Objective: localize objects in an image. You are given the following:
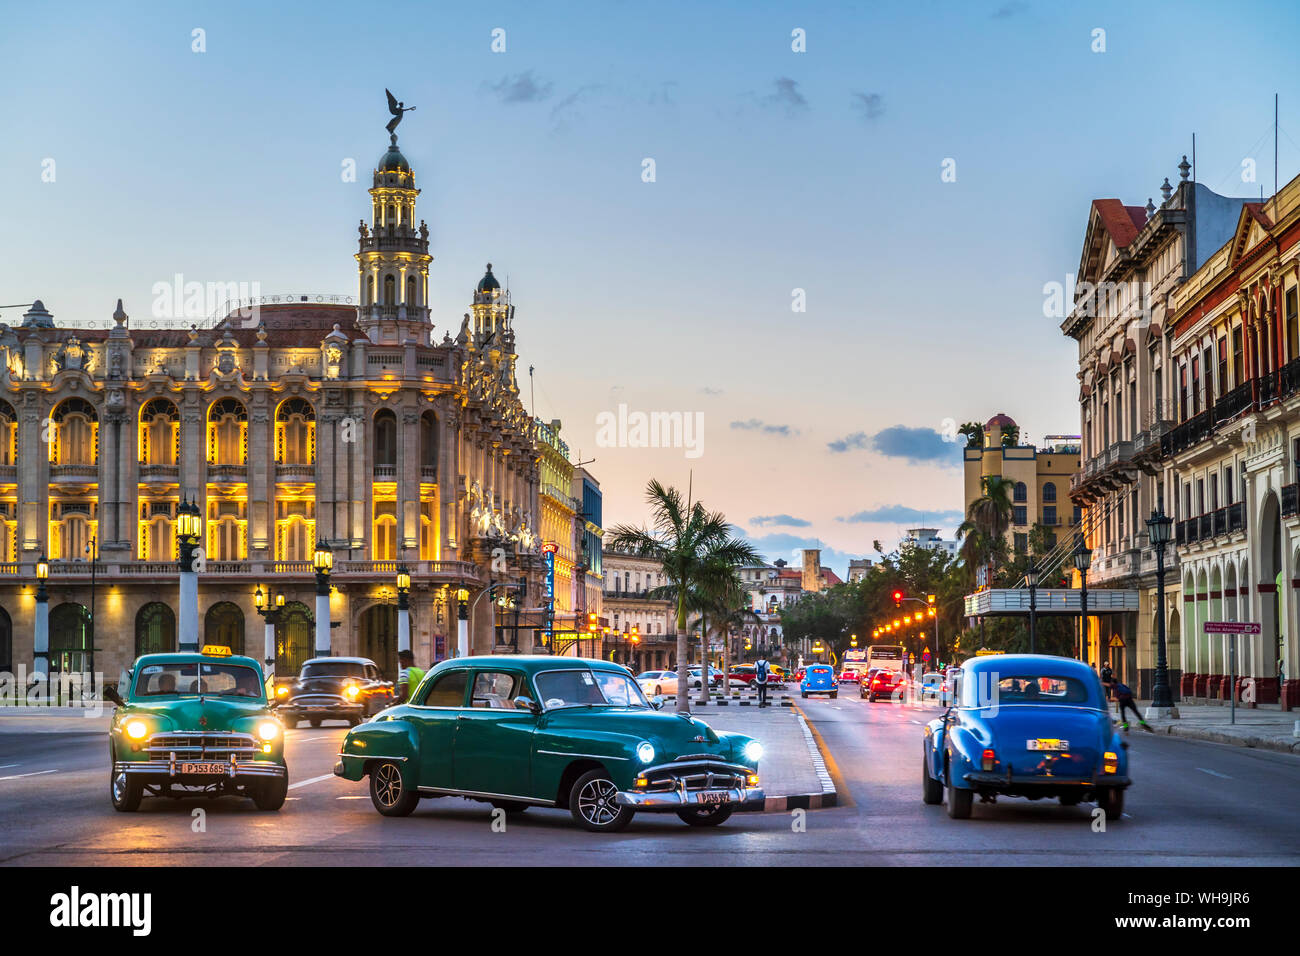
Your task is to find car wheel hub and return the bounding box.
[578,779,619,825]
[112,772,127,802]
[375,765,402,807]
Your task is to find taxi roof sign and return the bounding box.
[201,644,232,657]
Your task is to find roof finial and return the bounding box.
[1178,155,1191,182]
[1160,177,1173,203]
[1145,197,1156,219]
[113,298,128,326]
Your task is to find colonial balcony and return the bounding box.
[420,466,437,483]
[275,463,316,481]
[1175,502,1246,550]
[1283,483,1299,518]
[207,464,248,482]
[49,463,99,483]
[1159,357,1300,463]
[373,464,396,480]
[19,558,483,586]
[138,464,180,482]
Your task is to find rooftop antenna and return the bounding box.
[1192,132,1196,183]
[528,364,535,418]
[1274,93,1279,217]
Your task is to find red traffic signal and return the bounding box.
[892,589,904,608]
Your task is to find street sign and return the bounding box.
[1203,622,1261,634]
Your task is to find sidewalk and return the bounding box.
[1124,699,1300,755]
[698,702,837,809]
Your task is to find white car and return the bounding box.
[635,670,682,697]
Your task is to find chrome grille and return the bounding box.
[289,694,346,705]
[145,732,259,760]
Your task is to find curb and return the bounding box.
[740,710,839,812]
[1157,723,1300,755]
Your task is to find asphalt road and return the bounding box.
[2,689,1298,866]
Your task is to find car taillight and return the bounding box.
[1103,751,1118,774]
[981,749,996,771]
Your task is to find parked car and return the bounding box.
[277,657,394,727]
[800,663,837,698]
[104,645,288,812]
[922,654,1130,820]
[335,656,766,831]
[864,669,905,702]
[635,670,681,697]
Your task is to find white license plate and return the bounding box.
[180,762,227,774]
[697,791,729,805]
[1026,738,1069,751]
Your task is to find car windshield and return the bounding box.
[988,675,1092,705]
[301,662,365,679]
[134,662,264,699]
[535,669,651,710]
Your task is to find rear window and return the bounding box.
[809,666,832,674]
[965,675,1092,706]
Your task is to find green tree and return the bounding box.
[607,480,759,714]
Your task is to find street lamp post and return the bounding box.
[456,587,470,658]
[1073,536,1092,664]
[313,541,333,657]
[254,586,285,680]
[1146,510,1178,718]
[176,496,202,652]
[1025,563,1040,655]
[396,565,412,655]
[86,535,97,682]
[33,555,50,686]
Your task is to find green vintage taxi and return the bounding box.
[104,645,288,812]
[334,656,765,832]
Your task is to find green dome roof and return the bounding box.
[477,264,500,293]
[377,134,410,173]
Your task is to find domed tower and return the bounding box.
[467,264,514,346]
[355,134,433,344]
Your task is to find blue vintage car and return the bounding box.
[922,654,1130,820]
[800,663,837,699]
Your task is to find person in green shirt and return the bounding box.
[397,650,424,704]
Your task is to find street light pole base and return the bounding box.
[1145,705,1178,720]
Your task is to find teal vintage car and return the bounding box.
[104,645,288,812]
[334,656,766,832]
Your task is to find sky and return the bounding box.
[4,0,1300,576]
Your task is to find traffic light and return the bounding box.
[892,589,904,608]
[926,593,936,606]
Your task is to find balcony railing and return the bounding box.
[7,558,485,582]
[1198,513,1213,540]
[420,466,437,482]
[276,463,316,479]
[1214,381,1253,423]
[373,464,396,479]
[1227,501,1246,533]
[50,463,98,479]
[1212,507,1226,537]
[207,464,247,481]
[139,464,179,481]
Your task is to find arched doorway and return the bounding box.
[1259,490,1283,703]
[204,602,245,655]
[50,603,89,673]
[275,601,313,676]
[359,603,398,680]
[0,606,11,674]
[135,603,176,657]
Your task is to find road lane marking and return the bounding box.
[0,764,18,770]
[1197,768,1232,779]
[288,773,337,790]
[336,795,368,799]
[910,720,922,724]
[0,769,57,781]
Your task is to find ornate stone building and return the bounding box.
[0,129,578,682]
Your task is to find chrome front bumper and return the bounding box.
[616,786,765,810]
[113,759,287,780]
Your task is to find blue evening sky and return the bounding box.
[3,0,1299,573]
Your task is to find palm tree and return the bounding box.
[957,475,1014,586]
[607,480,760,714]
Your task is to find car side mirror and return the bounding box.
[651,695,664,710]
[103,686,125,707]
[515,696,542,716]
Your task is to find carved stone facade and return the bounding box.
[0,134,578,681]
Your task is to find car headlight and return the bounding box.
[636,742,655,764]
[743,740,764,762]
[344,684,360,699]
[125,720,148,740]
[275,685,290,697]
[257,720,280,741]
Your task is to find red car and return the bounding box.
[838,667,860,684]
[862,669,906,702]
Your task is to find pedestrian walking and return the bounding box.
[396,649,425,705]
[1100,659,1113,699]
[754,656,770,706]
[1105,678,1151,733]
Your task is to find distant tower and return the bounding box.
[356,133,433,344]
[802,549,822,592]
[468,263,514,345]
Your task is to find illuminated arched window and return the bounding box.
[208,398,247,465]
[0,399,15,466]
[373,409,397,472]
[139,398,179,465]
[51,398,98,465]
[140,505,176,561]
[276,398,316,464]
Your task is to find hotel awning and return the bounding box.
[964,588,1140,618]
